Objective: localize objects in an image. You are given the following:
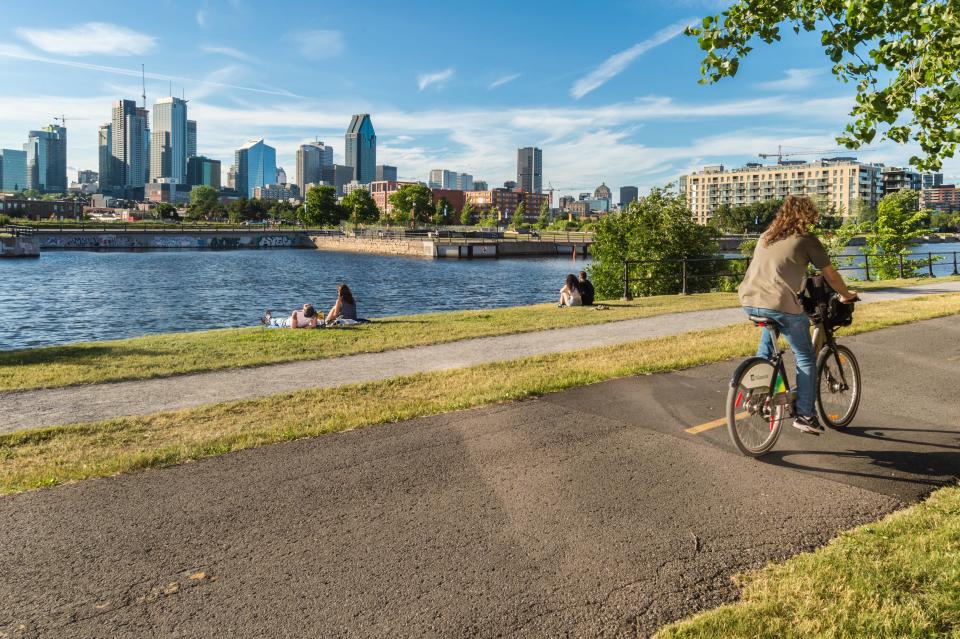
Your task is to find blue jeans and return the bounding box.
[742,307,816,418]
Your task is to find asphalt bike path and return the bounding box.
[1,317,957,638]
[3,281,960,433]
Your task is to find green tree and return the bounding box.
[341,188,380,225]
[432,197,452,226]
[864,189,929,278]
[269,201,298,223]
[711,200,781,234]
[154,202,178,220]
[489,206,501,225]
[388,183,433,226]
[187,185,220,220]
[688,1,960,170]
[537,199,550,229]
[511,201,526,229]
[930,211,960,232]
[589,189,719,298]
[301,185,343,227]
[478,211,497,228]
[459,201,473,226]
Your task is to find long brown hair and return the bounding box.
[763,195,820,245]
[338,284,355,305]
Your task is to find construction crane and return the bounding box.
[53,115,89,127]
[759,145,874,164]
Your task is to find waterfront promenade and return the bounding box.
[3,280,959,433]
[2,316,957,637]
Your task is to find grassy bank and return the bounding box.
[0,293,740,392]
[656,485,960,638]
[3,276,958,393]
[2,292,959,495]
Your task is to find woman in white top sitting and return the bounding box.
[559,274,582,307]
[262,303,318,328]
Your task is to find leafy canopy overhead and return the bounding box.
[687,0,960,170]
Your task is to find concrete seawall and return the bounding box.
[309,235,434,257]
[0,235,40,258]
[34,230,314,251]
[310,235,591,258]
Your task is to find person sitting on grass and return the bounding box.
[558,273,582,307]
[578,271,595,306]
[325,284,358,324]
[262,303,318,329]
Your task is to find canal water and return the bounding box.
[0,250,592,350]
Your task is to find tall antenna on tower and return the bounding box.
[141,64,147,108]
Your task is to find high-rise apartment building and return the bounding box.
[187,156,221,190]
[921,184,960,213]
[679,158,885,224]
[110,100,150,192]
[276,167,287,184]
[98,123,112,190]
[0,149,28,193]
[24,125,67,193]
[620,186,639,206]
[375,164,397,182]
[473,180,488,191]
[428,169,473,191]
[517,147,542,194]
[881,167,922,195]
[187,120,197,159]
[151,97,189,184]
[234,139,277,198]
[345,114,376,184]
[296,141,334,191]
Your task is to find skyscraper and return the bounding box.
[98,123,113,189]
[24,125,67,193]
[345,114,376,184]
[111,99,150,192]
[296,141,334,190]
[187,120,197,159]
[151,97,189,184]
[619,186,639,207]
[517,147,542,193]
[0,149,28,193]
[375,164,397,182]
[234,139,277,198]
[187,156,221,189]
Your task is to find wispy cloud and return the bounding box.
[196,10,207,27]
[0,44,299,98]
[16,22,156,57]
[488,73,521,90]
[570,17,697,99]
[201,45,254,62]
[756,68,822,91]
[418,68,455,91]
[290,30,344,59]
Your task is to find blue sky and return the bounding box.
[0,0,948,199]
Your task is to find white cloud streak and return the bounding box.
[196,10,207,27]
[201,45,254,62]
[16,22,157,57]
[570,17,697,99]
[418,68,455,91]
[290,30,345,59]
[0,44,300,98]
[756,68,822,91]
[488,73,521,90]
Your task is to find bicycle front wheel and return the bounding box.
[727,357,785,457]
[816,344,861,429]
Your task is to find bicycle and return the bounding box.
[725,297,861,457]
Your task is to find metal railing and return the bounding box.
[621,251,960,299]
[1,225,35,237]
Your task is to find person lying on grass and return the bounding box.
[261,303,318,329]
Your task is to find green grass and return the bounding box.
[3,277,958,393]
[2,292,959,497]
[656,486,960,638]
[0,293,739,392]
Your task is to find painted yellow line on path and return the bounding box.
[685,412,748,435]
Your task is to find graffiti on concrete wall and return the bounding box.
[40,233,303,250]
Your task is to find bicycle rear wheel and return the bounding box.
[727,357,785,457]
[816,344,861,429]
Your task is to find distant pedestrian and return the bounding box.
[326,284,358,324]
[262,303,318,329]
[578,271,595,306]
[558,274,582,307]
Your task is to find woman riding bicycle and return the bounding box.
[738,195,857,435]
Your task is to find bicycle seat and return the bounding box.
[749,315,779,327]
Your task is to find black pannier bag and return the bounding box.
[797,273,855,329]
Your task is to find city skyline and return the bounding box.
[3,1,960,201]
